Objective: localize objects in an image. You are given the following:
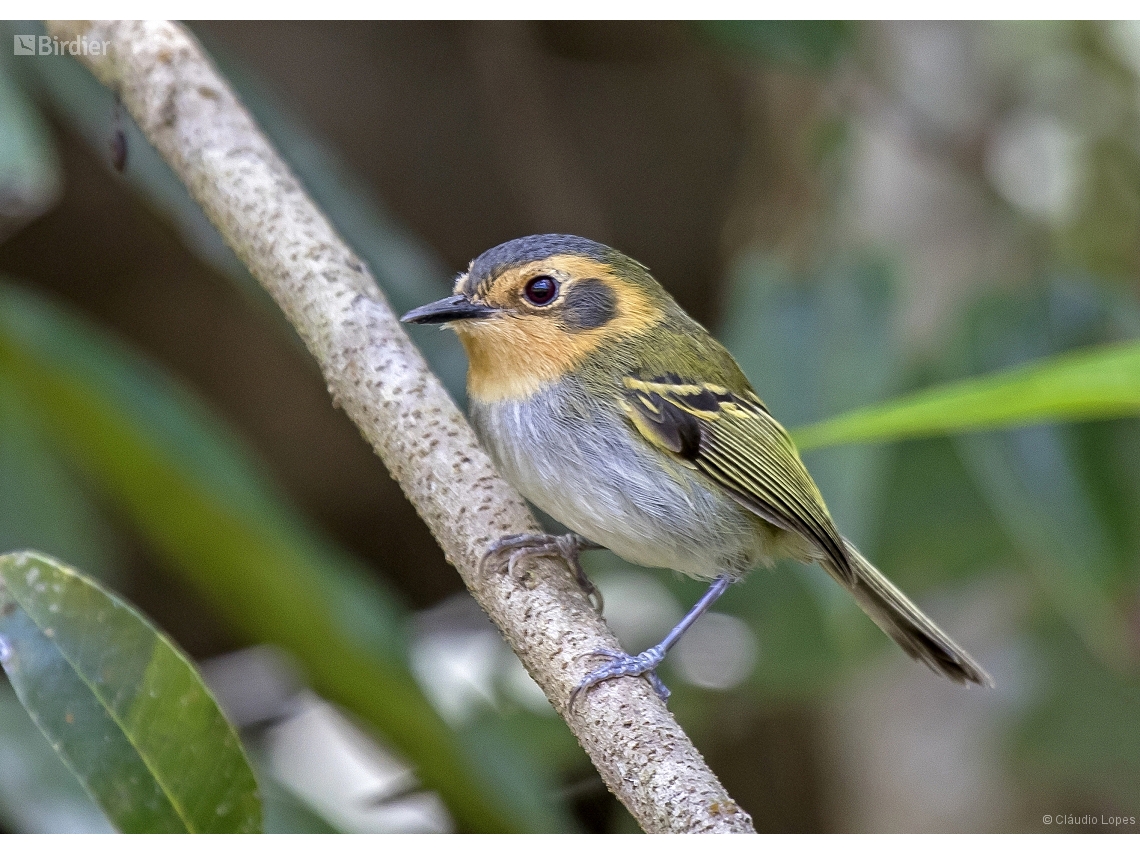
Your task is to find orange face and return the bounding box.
[441,254,665,402]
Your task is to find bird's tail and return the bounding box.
[830,539,993,687]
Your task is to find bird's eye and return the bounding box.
[523,276,559,306]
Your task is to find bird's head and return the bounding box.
[401,235,668,401]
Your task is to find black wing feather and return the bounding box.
[621,376,853,583]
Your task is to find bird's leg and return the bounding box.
[480,532,605,612]
[569,575,733,709]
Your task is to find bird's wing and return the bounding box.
[620,375,853,583]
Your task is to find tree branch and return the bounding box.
[47,19,754,834]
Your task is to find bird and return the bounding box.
[401,234,992,706]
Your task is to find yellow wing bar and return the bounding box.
[620,375,852,583]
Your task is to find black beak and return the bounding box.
[400,294,498,325]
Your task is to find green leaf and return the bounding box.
[0,685,112,833]
[791,340,1140,452]
[0,279,565,832]
[0,551,260,832]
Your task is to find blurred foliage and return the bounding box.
[10,21,467,397]
[0,551,261,832]
[0,278,568,833]
[952,281,1140,671]
[0,18,1138,834]
[0,41,60,243]
[793,340,1140,450]
[1013,621,1140,814]
[698,21,855,69]
[1058,23,1140,281]
[711,255,903,691]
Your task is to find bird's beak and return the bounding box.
[400,294,499,325]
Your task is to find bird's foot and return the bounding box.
[569,646,671,711]
[480,532,604,612]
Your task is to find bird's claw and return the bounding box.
[568,647,671,712]
[480,532,604,612]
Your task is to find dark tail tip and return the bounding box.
[919,632,994,687]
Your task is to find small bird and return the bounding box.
[402,234,991,705]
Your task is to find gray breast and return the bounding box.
[469,381,769,579]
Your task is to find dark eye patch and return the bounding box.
[561,278,617,330]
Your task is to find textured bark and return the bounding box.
[47,20,755,834]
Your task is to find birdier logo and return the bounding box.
[13,34,110,56]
